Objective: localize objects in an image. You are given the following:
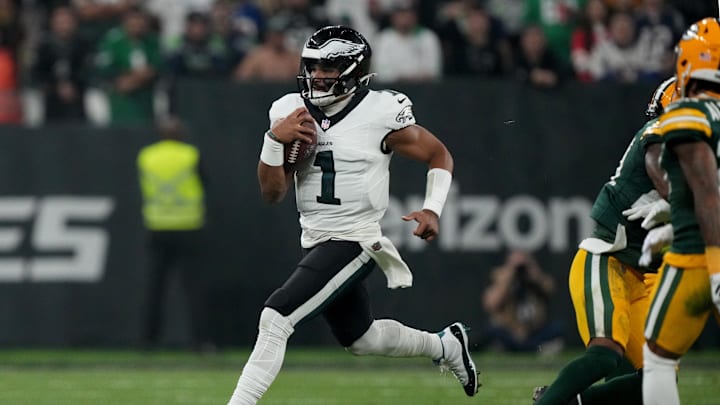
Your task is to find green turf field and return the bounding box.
[1,349,719,404]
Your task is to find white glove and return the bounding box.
[640,199,671,230]
[622,190,671,229]
[622,190,662,221]
[639,223,673,267]
[710,273,720,314]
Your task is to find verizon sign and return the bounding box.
[382,185,594,253]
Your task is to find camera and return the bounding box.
[515,264,528,280]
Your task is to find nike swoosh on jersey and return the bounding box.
[397,98,406,103]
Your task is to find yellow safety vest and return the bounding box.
[137,140,205,231]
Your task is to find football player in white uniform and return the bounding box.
[227,26,479,404]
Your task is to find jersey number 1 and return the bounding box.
[314,151,341,205]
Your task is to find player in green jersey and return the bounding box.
[641,17,720,405]
[533,77,676,405]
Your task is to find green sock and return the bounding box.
[536,346,621,405]
[580,370,642,405]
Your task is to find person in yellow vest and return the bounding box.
[137,115,208,350]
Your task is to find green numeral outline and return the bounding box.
[314,151,341,205]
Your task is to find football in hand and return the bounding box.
[284,120,318,170]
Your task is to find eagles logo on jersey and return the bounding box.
[396,105,414,124]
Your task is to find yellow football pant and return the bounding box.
[569,249,655,368]
[644,253,713,356]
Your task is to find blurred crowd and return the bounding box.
[0,0,714,126]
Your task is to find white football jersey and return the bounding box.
[268,89,416,248]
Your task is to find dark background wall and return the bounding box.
[4,79,716,348]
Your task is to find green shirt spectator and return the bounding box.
[72,0,141,46]
[524,0,587,65]
[95,7,161,126]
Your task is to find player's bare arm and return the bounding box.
[645,143,669,199]
[674,140,720,247]
[385,124,454,241]
[385,124,453,169]
[257,163,294,203]
[258,107,316,203]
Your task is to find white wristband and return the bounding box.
[260,133,284,167]
[422,168,452,217]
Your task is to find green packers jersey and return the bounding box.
[657,98,720,254]
[590,119,662,267]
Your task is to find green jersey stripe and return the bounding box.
[584,253,597,337]
[599,254,614,337]
[645,265,683,342]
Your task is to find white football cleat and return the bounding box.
[435,322,479,396]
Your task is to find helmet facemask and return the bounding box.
[297,26,373,107]
[646,76,677,118]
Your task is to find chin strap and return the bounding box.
[679,62,692,98]
[359,73,376,85]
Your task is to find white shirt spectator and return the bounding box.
[588,12,645,83]
[633,25,672,76]
[588,38,645,82]
[486,0,525,36]
[373,26,442,82]
[145,0,214,47]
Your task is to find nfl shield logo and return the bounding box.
[321,119,331,130]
